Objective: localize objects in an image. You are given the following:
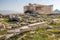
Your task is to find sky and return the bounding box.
[0,0,60,13]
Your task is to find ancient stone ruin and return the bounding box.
[24,3,53,14]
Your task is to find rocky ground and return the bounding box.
[0,14,60,40]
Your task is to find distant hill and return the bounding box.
[0,10,20,14]
[54,9,60,13]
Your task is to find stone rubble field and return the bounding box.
[0,14,60,40]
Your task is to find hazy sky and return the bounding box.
[0,0,60,13]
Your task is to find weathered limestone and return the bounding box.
[0,23,5,31]
[9,15,21,22]
[6,22,47,39]
[50,19,60,24]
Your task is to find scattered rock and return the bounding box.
[50,19,60,24]
[0,23,5,29]
[47,26,53,29]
